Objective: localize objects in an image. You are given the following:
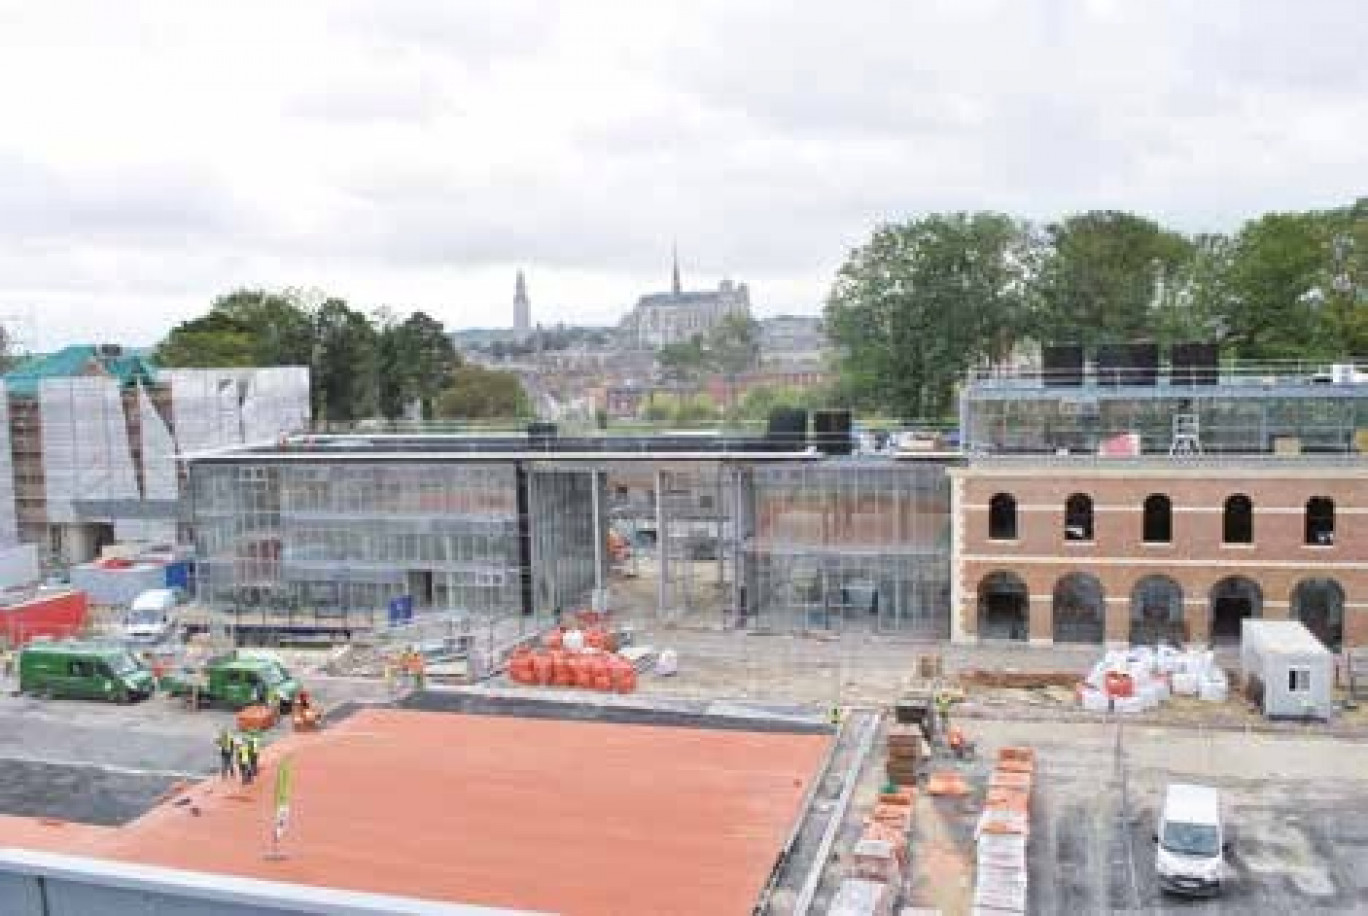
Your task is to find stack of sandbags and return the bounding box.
[885,725,923,787]
[973,747,1033,914]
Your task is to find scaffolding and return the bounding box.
[963,362,1368,455]
[2,367,310,567]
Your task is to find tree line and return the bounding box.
[154,289,530,425]
[825,201,1368,419]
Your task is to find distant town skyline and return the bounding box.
[1,2,1364,350]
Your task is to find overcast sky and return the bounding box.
[1,0,1364,350]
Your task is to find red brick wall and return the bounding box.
[952,464,1368,647]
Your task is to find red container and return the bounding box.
[0,590,88,647]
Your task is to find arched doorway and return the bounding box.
[978,571,1028,641]
[1052,572,1105,644]
[1209,576,1262,645]
[1291,578,1344,650]
[1130,576,1185,646]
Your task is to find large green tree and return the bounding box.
[824,212,1035,418]
[376,310,459,420]
[312,298,378,425]
[434,364,531,420]
[1033,210,1194,346]
[155,289,314,367]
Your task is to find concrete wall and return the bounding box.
[951,461,1368,647]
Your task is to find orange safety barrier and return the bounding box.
[543,627,564,650]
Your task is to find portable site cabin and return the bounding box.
[1240,619,1333,721]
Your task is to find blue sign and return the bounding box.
[387,594,414,626]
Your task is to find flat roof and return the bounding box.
[1242,619,1332,656]
[196,432,820,462]
[15,708,830,915]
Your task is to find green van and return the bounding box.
[161,652,301,712]
[19,641,157,703]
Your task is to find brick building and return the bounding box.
[951,346,1368,650]
[950,458,1367,649]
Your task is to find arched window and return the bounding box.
[1305,497,1335,546]
[1142,493,1171,544]
[1222,494,1253,544]
[988,493,1018,540]
[1064,493,1093,542]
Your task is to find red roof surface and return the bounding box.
[14,709,830,915]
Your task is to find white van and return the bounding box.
[1155,784,1228,896]
[121,588,180,645]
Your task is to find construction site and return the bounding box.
[4,351,1368,913]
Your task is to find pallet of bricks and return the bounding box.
[973,746,1034,915]
[828,782,917,916]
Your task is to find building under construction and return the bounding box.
[188,433,955,637]
[1,346,309,568]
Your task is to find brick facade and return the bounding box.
[949,460,1368,648]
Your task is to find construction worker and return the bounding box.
[236,734,254,786]
[412,653,426,690]
[245,731,261,782]
[934,689,953,740]
[216,728,236,780]
[828,705,842,728]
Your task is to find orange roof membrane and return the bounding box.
[24,709,828,915]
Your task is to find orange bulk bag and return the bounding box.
[530,651,554,686]
[611,659,637,693]
[551,651,574,686]
[509,649,533,684]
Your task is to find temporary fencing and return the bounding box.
[973,746,1034,915]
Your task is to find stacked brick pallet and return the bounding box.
[829,785,916,916]
[973,746,1034,915]
[885,725,923,787]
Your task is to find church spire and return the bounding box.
[513,269,530,335]
[671,242,682,296]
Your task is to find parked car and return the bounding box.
[18,641,156,703]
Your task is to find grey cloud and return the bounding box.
[0,155,256,245]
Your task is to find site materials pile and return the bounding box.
[829,784,916,916]
[1076,646,1228,713]
[973,746,1034,915]
[507,611,639,694]
[885,725,924,787]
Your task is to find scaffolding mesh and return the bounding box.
[0,383,17,546]
[39,377,139,525]
[241,367,310,443]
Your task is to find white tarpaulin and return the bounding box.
[40,377,139,523]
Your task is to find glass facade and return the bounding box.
[743,462,950,636]
[193,461,598,619]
